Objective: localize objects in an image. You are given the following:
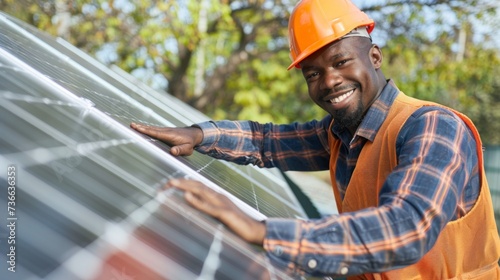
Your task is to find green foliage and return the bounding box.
[383,41,500,144]
[221,50,321,124]
[381,14,500,144]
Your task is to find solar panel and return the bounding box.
[0,11,303,279]
[0,12,306,220]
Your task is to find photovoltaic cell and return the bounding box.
[0,11,303,279]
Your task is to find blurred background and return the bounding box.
[1,0,499,226]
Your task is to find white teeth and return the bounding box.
[329,89,354,104]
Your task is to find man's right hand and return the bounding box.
[130,123,203,156]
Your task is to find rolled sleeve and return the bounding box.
[192,121,220,148]
[191,118,332,170]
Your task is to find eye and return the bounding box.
[305,71,319,82]
[335,59,349,68]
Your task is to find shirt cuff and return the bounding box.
[264,217,354,277]
[192,121,220,148]
[263,218,303,272]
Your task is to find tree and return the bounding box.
[375,2,500,144]
[1,0,499,143]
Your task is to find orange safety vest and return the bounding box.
[328,92,500,279]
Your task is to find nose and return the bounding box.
[319,68,342,92]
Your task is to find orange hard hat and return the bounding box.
[287,0,375,70]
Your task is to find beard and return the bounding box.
[331,98,365,130]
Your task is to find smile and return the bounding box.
[329,89,355,104]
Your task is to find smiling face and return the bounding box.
[300,37,385,133]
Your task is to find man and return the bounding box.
[131,0,500,278]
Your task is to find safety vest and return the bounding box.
[328,92,500,279]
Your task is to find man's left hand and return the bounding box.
[165,179,266,245]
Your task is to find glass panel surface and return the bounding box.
[0,12,299,280]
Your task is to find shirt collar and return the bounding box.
[331,79,400,144]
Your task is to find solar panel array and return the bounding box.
[0,11,306,280]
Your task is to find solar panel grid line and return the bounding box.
[195,224,225,280]
[0,53,89,110]
[0,91,85,110]
[190,163,298,218]
[251,182,261,212]
[0,100,135,171]
[159,147,304,218]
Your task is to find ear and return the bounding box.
[370,44,383,69]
